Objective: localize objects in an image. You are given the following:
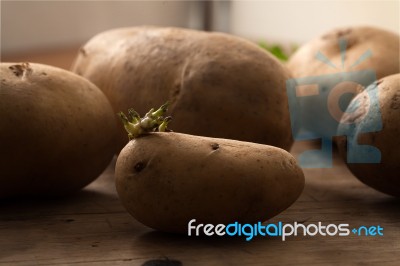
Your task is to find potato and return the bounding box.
[71,26,294,151]
[0,62,117,198]
[287,26,399,138]
[337,74,400,197]
[115,132,304,233]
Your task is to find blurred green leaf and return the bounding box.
[258,41,298,62]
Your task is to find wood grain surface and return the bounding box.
[1,141,399,266]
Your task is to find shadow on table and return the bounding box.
[368,197,400,212]
[305,174,400,206]
[133,227,306,265]
[136,227,280,249]
[0,188,120,221]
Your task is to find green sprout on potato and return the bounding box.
[118,102,171,140]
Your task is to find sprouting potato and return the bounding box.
[115,104,305,233]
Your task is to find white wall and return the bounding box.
[231,0,400,44]
[1,1,191,54]
[2,0,399,54]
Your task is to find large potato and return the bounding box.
[71,26,294,151]
[0,63,117,198]
[287,26,399,138]
[337,74,400,197]
[115,132,305,233]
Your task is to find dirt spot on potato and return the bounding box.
[211,143,219,150]
[322,28,352,40]
[9,65,23,77]
[321,28,356,49]
[134,161,147,172]
[9,63,32,78]
[390,92,400,109]
[336,28,352,38]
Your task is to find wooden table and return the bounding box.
[2,49,399,265]
[1,141,399,266]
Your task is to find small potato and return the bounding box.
[115,132,304,233]
[71,26,294,151]
[337,74,400,197]
[288,26,399,138]
[0,63,117,198]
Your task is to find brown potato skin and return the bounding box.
[288,26,399,79]
[115,132,305,233]
[71,26,294,151]
[0,63,117,198]
[287,26,399,138]
[337,74,400,197]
